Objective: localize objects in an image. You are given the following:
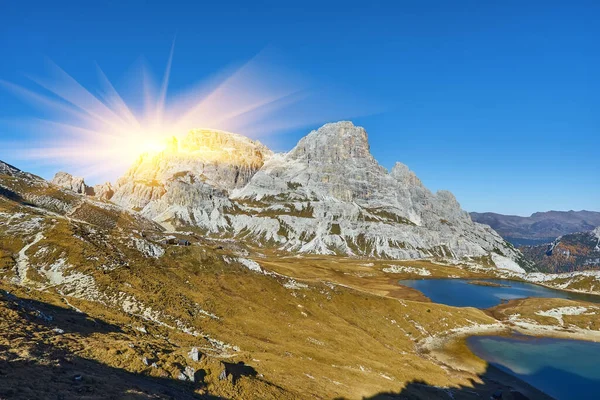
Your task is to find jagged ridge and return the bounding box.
[108,122,525,268]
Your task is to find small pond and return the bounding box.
[468,335,600,400]
[398,278,600,308]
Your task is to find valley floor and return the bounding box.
[5,246,599,399]
[1,195,598,399]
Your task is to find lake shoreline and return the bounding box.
[420,318,600,399]
[417,323,555,399]
[468,334,600,399]
[408,277,600,399]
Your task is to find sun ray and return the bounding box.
[156,38,176,124]
[0,46,377,184]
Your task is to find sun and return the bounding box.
[1,46,373,183]
[139,139,168,155]
[0,47,312,183]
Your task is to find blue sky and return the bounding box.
[0,0,598,216]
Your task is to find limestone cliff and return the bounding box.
[110,122,524,267]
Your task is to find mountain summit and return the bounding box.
[110,122,524,269]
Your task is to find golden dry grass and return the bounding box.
[0,189,573,399]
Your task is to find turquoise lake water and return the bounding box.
[398,278,600,399]
[398,278,600,308]
[468,335,600,400]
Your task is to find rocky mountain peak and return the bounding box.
[110,129,273,218]
[117,129,272,189]
[288,121,373,164]
[105,122,523,264]
[180,128,272,160]
[50,172,114,201]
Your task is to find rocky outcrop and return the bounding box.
[51,172,115,201]
[0,161,22,176]
[52,172,94,196]
[230,122,520,261]
[93,182,115,201]
[111,122,525,267]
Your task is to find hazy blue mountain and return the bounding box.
[470,210,600,246]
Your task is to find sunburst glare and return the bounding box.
[0,47,372,183]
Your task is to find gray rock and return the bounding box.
[188,347,200,362]
[111,122,522,265]
[52,172,94,195]
[184,366,195,382]
[93,182,114,201]
[218,369,227,381]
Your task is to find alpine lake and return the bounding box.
[399,278,600,399]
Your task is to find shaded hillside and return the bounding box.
[520,228,600,273]
[470,210,600,245]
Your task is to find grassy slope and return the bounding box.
[0,176,582,399]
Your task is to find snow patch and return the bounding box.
[12,232,45,285]
[382,265,431,276]
[284,279,309,290]
[237,258,262,273]
[536,306,592,326]
[491,253,525,273]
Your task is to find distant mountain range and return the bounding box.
[470,210,600,246]
[520,227,600,273]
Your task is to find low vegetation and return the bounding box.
[0,169,594,399]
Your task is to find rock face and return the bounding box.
[52,172,94,196]
[111,122,524,265]
[111,129,272,228]
[51,172,114,202]
[471,210,600,246]
[1,161,158,233]
[0,160,22,176]
[93,182,115,201]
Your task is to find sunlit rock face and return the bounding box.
[52,172,95,196]
[111,129,273,230]
[93,182,115,201]
[51,172,114,201]
[112,122,523,264]
[232,122,518,261]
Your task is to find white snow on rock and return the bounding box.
[523,270,600,294]
[382,265,431,276]
[237,258,263,273]
[12,232,45,285]
[132,238,165,258]
[283,280,309,290]
[535,306,593,326]
[491,253,526,273]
